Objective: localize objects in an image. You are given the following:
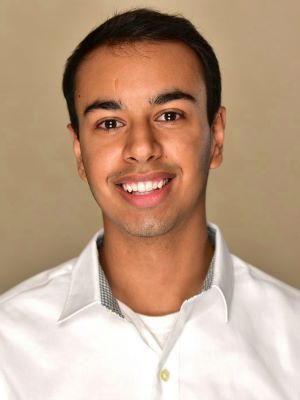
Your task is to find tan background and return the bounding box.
[1,0,299,294]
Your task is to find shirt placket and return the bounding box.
[153,304,195,400]
[155,339,180,400]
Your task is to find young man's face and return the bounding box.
[70,41,225,237]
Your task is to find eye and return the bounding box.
[97,119,124,131]
[156,111,183,122]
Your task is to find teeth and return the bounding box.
[121,178,169,193]
[145,181,153,191]
[137,182,145,192]
[157,180,164,189]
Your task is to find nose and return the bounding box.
[123,121,163,164]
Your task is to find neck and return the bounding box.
[99,214,214,316]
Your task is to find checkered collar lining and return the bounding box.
[96,227,216,318]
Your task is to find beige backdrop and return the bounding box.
[1,0,299,294]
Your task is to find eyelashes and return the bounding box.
[95,111,184,132]
[97,119,125,130]
[156,111,183,122]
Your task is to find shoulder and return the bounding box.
[0,258,76,317]
[231,254,300,315]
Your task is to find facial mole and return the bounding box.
[114,78,119,93]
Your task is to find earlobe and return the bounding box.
[209,106,226,170]
[67,123,87,181]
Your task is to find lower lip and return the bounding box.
[116,180,173,208]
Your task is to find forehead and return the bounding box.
[75,41,206,108]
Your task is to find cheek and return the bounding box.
[165,128,211,170]
[80,141,119,185]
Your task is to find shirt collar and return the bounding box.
[58,231,102,322]
[208,222,234,322]
[58,223,233,323]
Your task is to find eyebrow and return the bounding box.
[83,100,123,116]
[150,90,197,105]
[83,89,197,117]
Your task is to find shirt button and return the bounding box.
[160,369,170,382]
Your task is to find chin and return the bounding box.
[118,216,177,238]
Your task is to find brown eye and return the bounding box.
[157,111,182,122]
[98,119,124,130]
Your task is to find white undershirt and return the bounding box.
[118,300,179,349]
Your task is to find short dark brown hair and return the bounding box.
[62,8,221,137]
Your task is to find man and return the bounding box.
[0,8,299,400]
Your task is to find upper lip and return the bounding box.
[114,171,176,185]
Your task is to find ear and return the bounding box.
[209,106,226,169]
[67,123,87,181]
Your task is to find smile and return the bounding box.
[115,174,174,208]
[121,179,170,195]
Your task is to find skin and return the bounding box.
[68,41,226,316]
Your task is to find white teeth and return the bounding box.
[137,182,145,192]
[157,180,164,189]
[121,178,170,193]
[145,181,153,191]
[122,183,133,192]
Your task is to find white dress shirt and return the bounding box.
[0,223,299,400]
[118,299,179,349]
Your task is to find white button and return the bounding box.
[160,369,170,382]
